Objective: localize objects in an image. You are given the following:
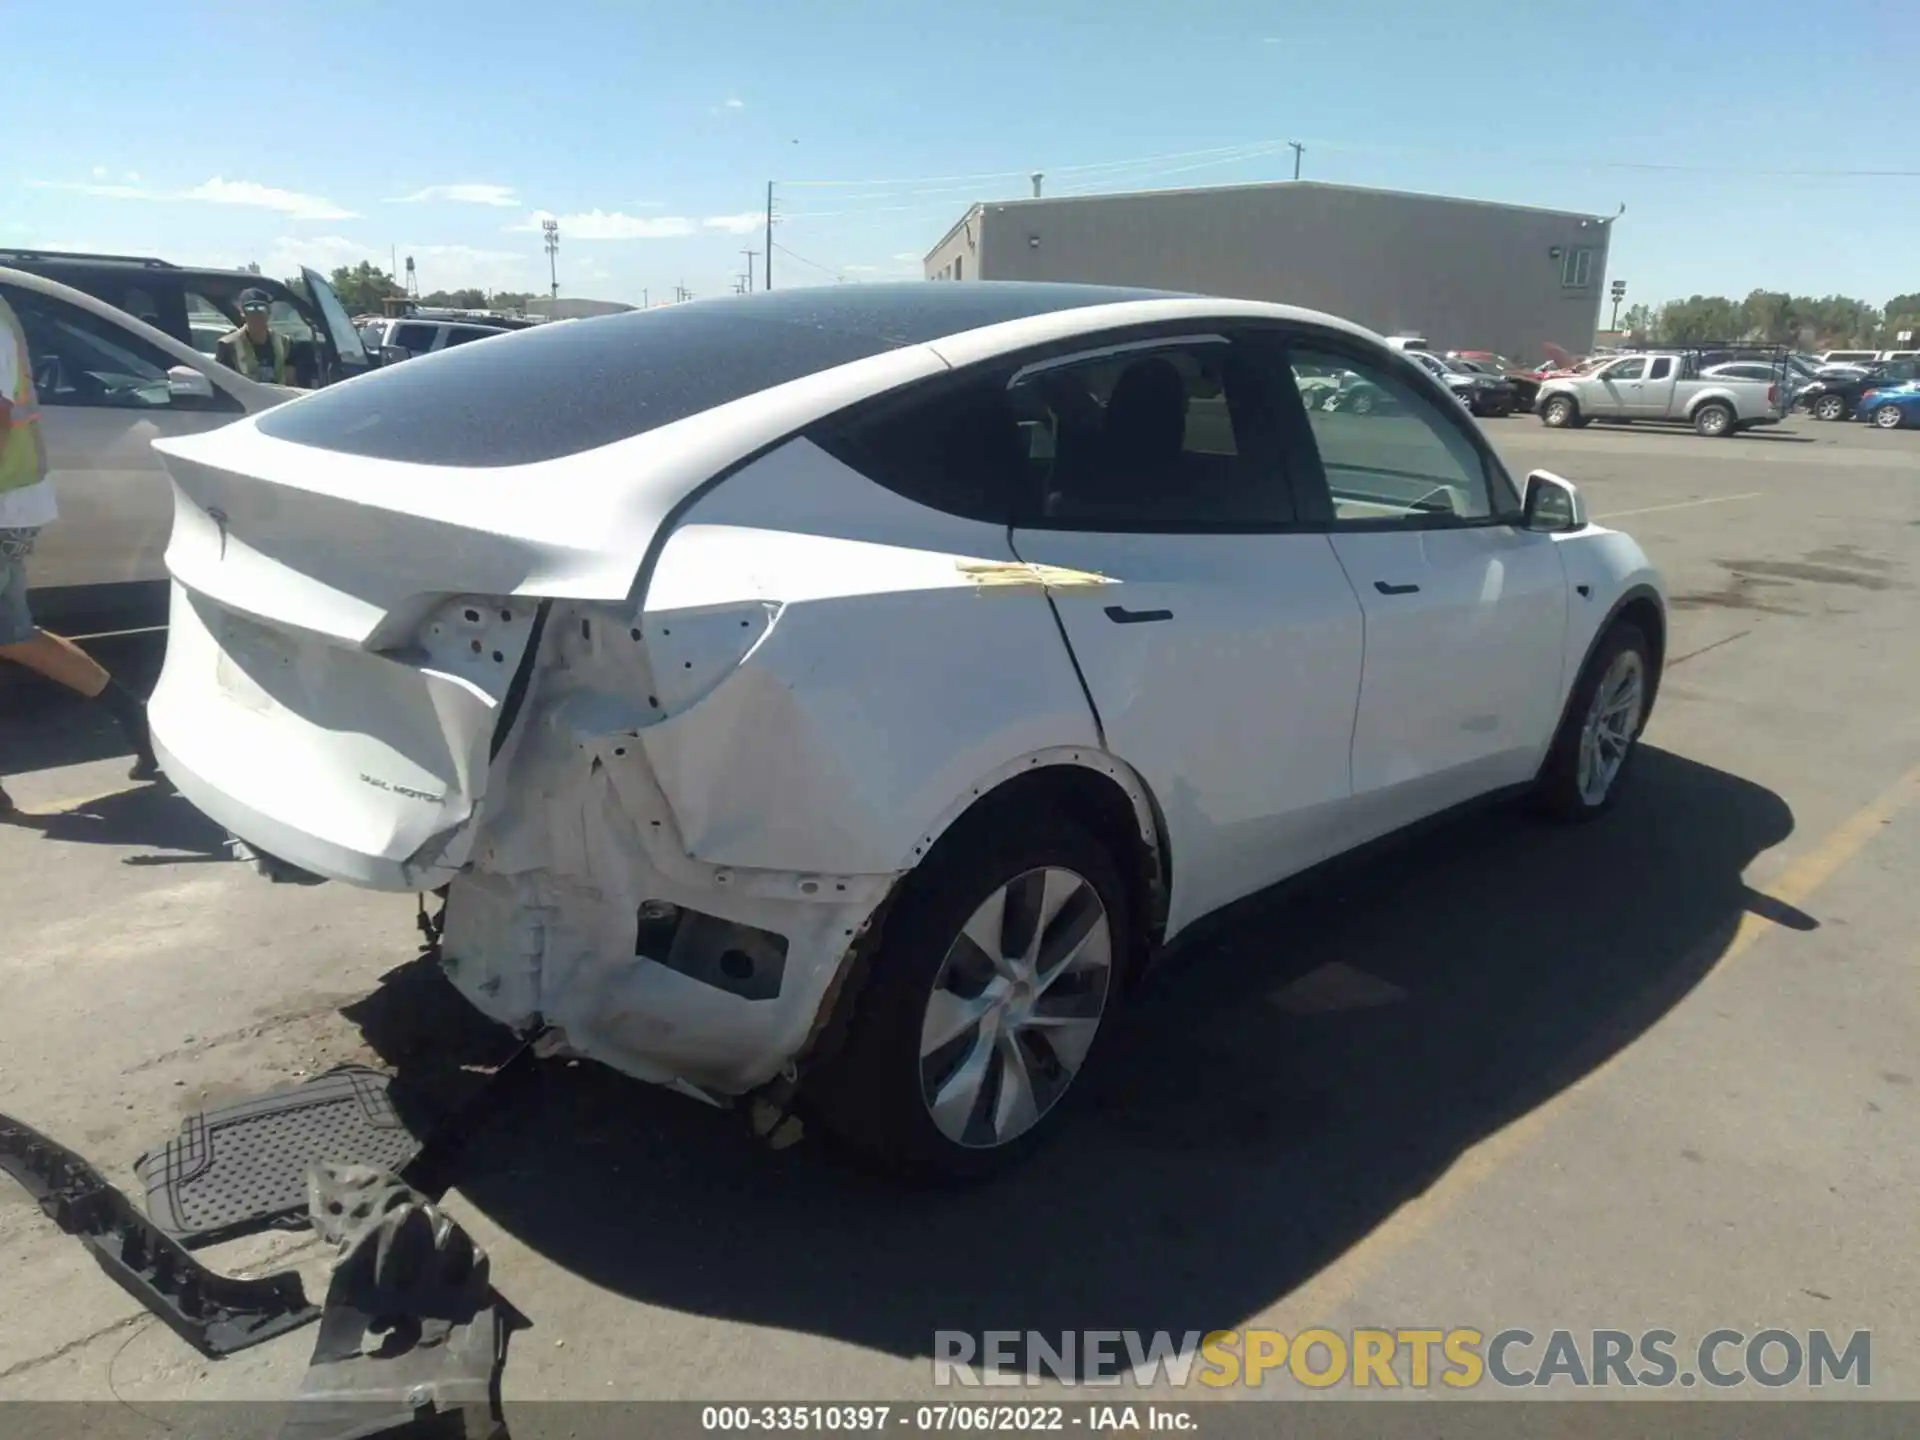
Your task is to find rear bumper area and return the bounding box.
[149,584,533,891]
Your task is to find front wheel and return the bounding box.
[804,811,1132,1182]
[1541,395,1577,428]
[1533,622,1653,821]
[1813,394,1847,422]
[1874,404,1905,430]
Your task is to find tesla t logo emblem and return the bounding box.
[207,506,230,559]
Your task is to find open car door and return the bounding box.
[301,266,372,385]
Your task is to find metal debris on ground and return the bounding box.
[0,1111,319,1357]
[136,1066,428,1247]
[278,1163,509,1440]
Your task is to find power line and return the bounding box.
[772,241,843,282]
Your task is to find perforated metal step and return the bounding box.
[135,1067,428,1247]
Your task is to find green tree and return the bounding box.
[1657,295,1745,344]
[421,288,490,309]
[1619,302,1658,340]
[1879,292,1920,346]
[328,261,403,313]
[489,291,534,312]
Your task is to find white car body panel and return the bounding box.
[144,291,1666,1100]
[1325,525,1570,829]
[1009,526,1365,936]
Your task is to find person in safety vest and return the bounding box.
[215,288,297,385]
[0,292,159,817]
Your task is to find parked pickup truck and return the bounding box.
[1535,349,1788,437]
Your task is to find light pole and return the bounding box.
[542,218,560,298]
[1609,279,1627,331]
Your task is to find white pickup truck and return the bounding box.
[1535,350,1788,437]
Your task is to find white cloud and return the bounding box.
[389,183,520,207]
[844,264,880,273]
[91,165,109,179]
[891,252,922,262]
[182,177,359,220]
[125,171,140,183]
[702,212,762,235]
[508,208,696,239]
[31,175,357,220]
[724,97,745,109]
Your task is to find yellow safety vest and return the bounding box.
[0,294,48,498]
[223,326,293,385]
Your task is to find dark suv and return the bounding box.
[0,248,373,389]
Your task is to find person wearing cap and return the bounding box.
[0,290,159,817]
[215,288,296,385]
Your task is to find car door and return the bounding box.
[1,281,246,592]
[1593,354,1648,415]
[1004,331,1366,937]
[1277,335,1570,840]
[1634,354,1677,416]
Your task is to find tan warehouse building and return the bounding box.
[923,180,1617,362]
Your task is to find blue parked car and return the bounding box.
[1855,381,1920,430]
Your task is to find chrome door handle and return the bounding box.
[1373,581,1420,596]
[1104,605,1174,624]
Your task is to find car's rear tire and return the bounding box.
[1813,394,1847,422]
[1533,621,1653,822]
[1693,402,1734,437]
[804,809,1133,1183]
[1541,395,1577,428]
[1873,403,1905,430]
[1349,391,1376,416]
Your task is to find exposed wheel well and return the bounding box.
[1613,593,1667,714]
[919,762,1169,979]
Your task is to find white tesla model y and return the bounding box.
[147,284,1666,1179]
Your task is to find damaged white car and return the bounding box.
[147,284,1666,1179]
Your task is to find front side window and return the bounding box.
[0,283,182,410]
[1601,357,1648,382]
[1287,344,1506,525]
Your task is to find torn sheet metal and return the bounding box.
[278,1164,506,1440]
[0,1112,318,1357]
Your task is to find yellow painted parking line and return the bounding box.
[1276,757,1920,1318]
[1596,491,1763,520]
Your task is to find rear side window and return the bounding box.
[390,323,438,353]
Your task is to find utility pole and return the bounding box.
[641,287,648,308]
[764,180,774,291]
[1288,141,1304,181]
[741,248,759,292]
[542,218,560,298]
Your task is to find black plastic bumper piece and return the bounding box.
[0,1112,320,1357]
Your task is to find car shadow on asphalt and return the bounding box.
[1,780,233,861]
[342,745,1793,1368]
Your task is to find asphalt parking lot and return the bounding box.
[2,415,1916,1407]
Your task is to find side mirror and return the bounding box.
[1522,469,1587,532]
[166,366,216,401]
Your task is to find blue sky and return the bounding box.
[10,0,1915,310]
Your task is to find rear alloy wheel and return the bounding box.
[1534,622,1652,821]
[1693,402,1734,437]
[1349,390,1377,416]
[1813,394,1847,422]
[805,812,1130,1182]
[1541,395,1577,428]
[1874,404,1905,430]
